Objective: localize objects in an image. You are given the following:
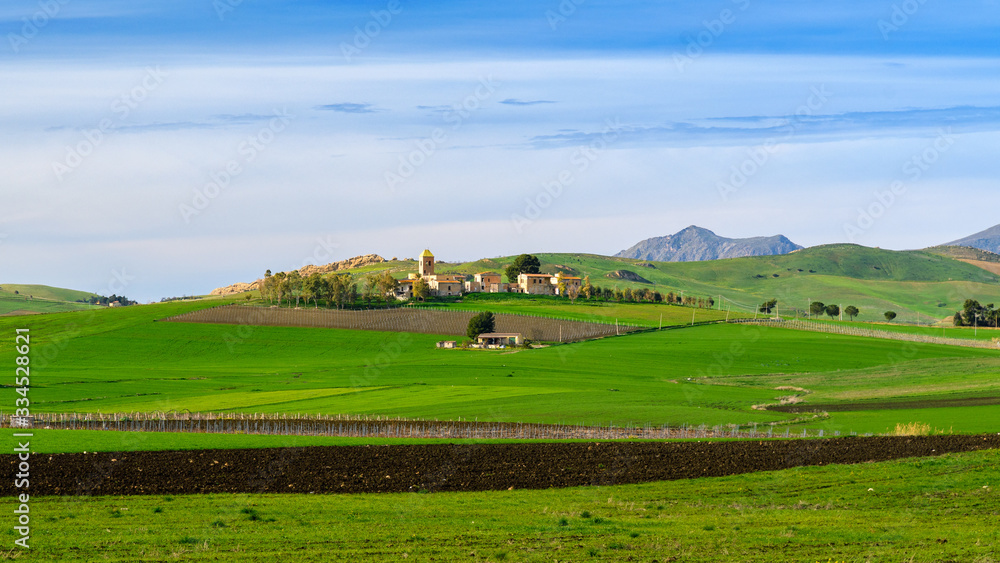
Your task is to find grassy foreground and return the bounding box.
[4,300,1000,439]
[8,449,999,562]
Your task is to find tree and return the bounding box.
[286,271,304,307]
[273,272,288,306]
[825,304,840,320]
[378,272,398,303]
[328,273,354,309]
[884,311,897,322]
[412,277,431,302]
[844,305,859,321]
[581,276,594,299]
[467,311,496,339]
[602,287,614,302]
[566,285,580,304]
[304,273,324,308]
[262,270,275,304]
[759,298,778,314]
[363,274,379,307]
[809,301,826,317]
[953,311,965,326]
[504,253,541,283]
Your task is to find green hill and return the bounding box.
[248,244,1000,325]
[419,245,1000,324]
[0,284,103,316]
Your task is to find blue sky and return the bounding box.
[2,0,999,301]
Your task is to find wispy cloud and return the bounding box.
[45,113,291,135]
[500,98,556,106]
[416,104,451,115]
[529,105,1000,149]
[211,113,285,123]
[314,103,383,114]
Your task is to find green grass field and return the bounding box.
[794,316,1000,340]
[413,294,735,327]
[12,449,999,561]
[4,299,999,455]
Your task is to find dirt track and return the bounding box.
[4,435,998,496]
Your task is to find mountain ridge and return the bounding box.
[945,224,1000,254]
[615,225,803,262]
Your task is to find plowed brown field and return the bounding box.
[5,435,998,496]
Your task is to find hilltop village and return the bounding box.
[396,249,581,299]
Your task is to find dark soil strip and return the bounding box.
[4,435,998,497]
[770,396,1000,413]
[162,304,645,342]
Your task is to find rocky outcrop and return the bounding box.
[210,254,387,296]
[209,281,260,296]
[606,270,651,284]
[297,254,386,277]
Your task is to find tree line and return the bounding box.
[76,294,137,306]
[953,299,999,327]
[258,270,401,309]
[806,300,900,322]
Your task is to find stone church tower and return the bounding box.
[418,249,435,277]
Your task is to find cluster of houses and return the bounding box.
[395,249,582,299]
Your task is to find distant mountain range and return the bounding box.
[945,224,1000,254]
[616,226,803,262]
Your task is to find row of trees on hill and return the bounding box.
[259,270,401,309]
[76,294,137,306]
[577,277,715,307]
[807,301,860,320]
[807,300,900,322]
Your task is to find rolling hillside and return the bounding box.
[428,245,1000,324]
[223,244,1000,325]
[0,284,103,316]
